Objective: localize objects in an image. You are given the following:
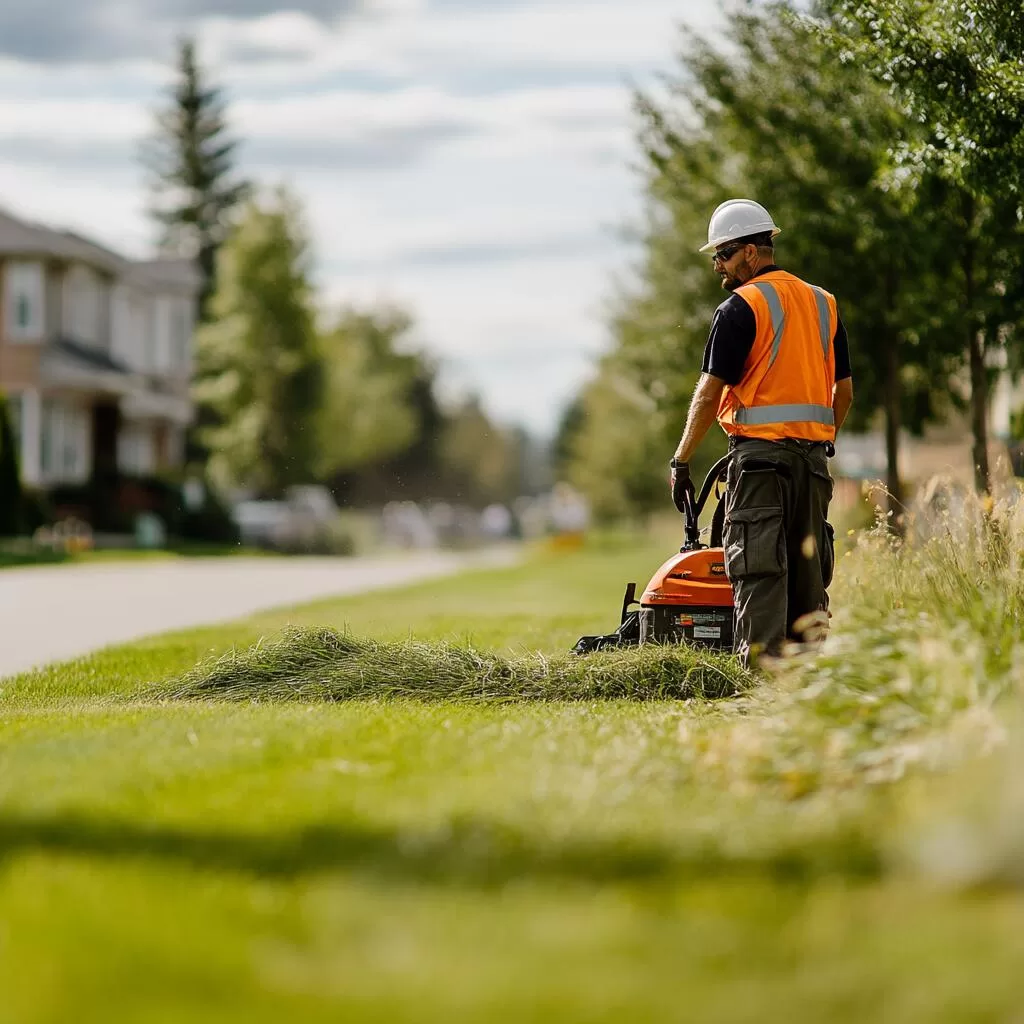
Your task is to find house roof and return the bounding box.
[0,208,127,274]
[129,258,203,292]
[0,205,200,293]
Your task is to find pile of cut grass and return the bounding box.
[163,626,749,703]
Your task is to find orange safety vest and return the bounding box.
[716,269,838,443]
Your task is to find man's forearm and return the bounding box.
[674,382,722,462]
[833,379,854,432]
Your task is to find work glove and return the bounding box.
[670,459,696,516]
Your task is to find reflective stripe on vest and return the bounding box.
[751,281,832,366]
[748,282,786,367]
[734,403,835,426]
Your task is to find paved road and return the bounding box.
[0,551,514,677]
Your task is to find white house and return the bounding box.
[0,206,199,489]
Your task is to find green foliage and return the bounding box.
[195,189,324,496]
[550,395,584,477]
[143,37,249,316]
[316,307,422,478]
[437,397,526,505]
[821,0,1024,491]
[0,393,22,537]
[567,366,681,522]
[822,0,1024,197]
[179,479,241,545]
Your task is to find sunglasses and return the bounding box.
[712,242,748,264]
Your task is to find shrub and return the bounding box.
[0,393,23,537]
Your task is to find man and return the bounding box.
[670,199,854,664]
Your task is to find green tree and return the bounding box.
[822,0,1024,491]
[569,3,965,519]
[551,395,585,479]
[438,397,523,506]
[144,37,249,319]
[567,364,670,524]
[329,356,450,506]
[195,189,323,496]
[0,394,23,537]
[316,307,422,478]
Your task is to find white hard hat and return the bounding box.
[699,199,781,253]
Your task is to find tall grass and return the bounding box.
[728,479,1024,796]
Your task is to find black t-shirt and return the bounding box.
[701,266,853,387]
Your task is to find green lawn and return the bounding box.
[1,530,1023,1022]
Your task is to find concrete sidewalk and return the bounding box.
[0,550,515,677]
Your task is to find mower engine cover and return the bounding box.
[640,546,733,651]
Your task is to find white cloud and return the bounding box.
[0,0,361,63]
[0,98,148,142]
[207,0,721,93]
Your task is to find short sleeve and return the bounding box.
[701,296,757,387]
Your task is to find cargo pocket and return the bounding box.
[724,506,786,580]
[730,464,784,509]
[821,521,836,589]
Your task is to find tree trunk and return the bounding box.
[962,192,991,494]
[968,327,990,494]
[883,338,903,518]
[882,263,902,524]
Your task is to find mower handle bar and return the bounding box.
[682,454,732,549]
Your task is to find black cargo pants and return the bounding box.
[723,438,835,666]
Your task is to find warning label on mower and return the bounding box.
[693,626,722,640]
[690,613,724,625]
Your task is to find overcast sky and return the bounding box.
[0,0,723,434]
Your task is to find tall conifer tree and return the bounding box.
[144,38,250,465]
[145,38,249,318]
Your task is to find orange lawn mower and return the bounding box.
[573,456,735,654]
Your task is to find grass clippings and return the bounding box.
[163,626,749,704]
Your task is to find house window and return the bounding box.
[154,296,173,373]
[171,301,191,371]
[40,398,54,477]
[117,423,156,477]
[62,265,101,347]
[41,399,90,484]
[144,301,158,373]
[4,262,45,341]
[111,285,133,366]
[124,292,152,373]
